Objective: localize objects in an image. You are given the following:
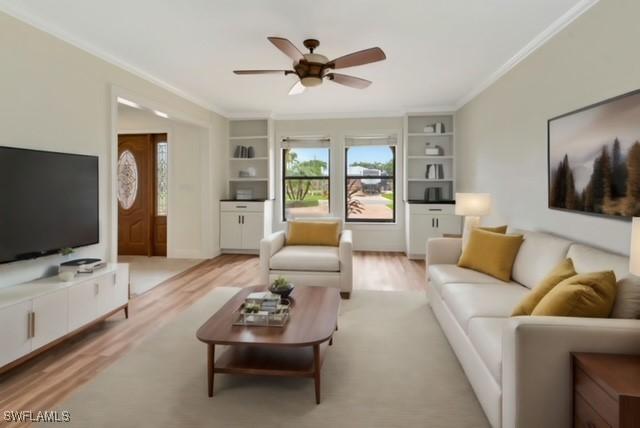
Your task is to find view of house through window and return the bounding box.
[283,147,330,219]
[345,145,395,222]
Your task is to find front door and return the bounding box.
[118,134,167,256]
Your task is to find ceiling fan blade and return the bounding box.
[326,73,371,89]
[268,37,304,62]
[328,47,386,69]
[288,80,306,95]
[233,70,293,75]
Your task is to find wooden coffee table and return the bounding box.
[196,285,340,404]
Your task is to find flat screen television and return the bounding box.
[0,146,99,264]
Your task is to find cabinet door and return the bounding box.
[409,214,437,255]
[31,289,68,350]
[68,280,101,331]
[434,215,461,235]
[0,301,32,367]
[220,212,243,249]
[115,264,130,309]
[241,212,264,250]
[97,273,118,316]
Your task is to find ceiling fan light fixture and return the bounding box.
[301,76,322,87]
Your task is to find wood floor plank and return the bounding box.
[0,252,424,426]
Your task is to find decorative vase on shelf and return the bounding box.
[247,146,255,158]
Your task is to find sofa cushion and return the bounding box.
[270,246,339,272]
[458,229,524,282]
[567,244,628,279]
[511,258,577,316]
[511,230,573,289]
[441,282,528,332]
[429,265,511,295]
[468,317,507,383]
[532,271,617,318]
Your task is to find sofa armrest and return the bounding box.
[259,231,286,284]
[426,237,462,265]
[502,316,640,428]
[339,230,353,293]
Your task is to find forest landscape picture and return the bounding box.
[549,90,640,218]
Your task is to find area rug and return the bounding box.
[42,288,489,428]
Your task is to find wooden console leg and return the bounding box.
[313,344,321,404]
[208,344,215,397]
[124,305,129,319]
[340,292,351,299]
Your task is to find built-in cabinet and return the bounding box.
[406,204,461,259]
[0,264,129,372]
[403,112,461,259]
[220,118,275,253]
[220,201,272,252]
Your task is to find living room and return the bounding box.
[1,1,639,427]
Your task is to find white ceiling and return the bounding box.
[1,0,595,118]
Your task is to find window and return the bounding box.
[345,144,396,222]
[282,147,330,220]
[156,141,168,216]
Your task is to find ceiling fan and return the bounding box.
[233,37,386,95]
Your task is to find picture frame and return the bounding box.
[547,89,640,220]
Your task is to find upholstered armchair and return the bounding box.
[259,220,353,298]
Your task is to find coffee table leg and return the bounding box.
[313,344,321,404]
[208,344,215,397]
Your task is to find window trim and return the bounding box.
[344,145,396,224]
[282,147,331,221]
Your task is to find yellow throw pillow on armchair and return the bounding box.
[286,221,341,246]
[511,258,576,316]
[531,271,617,318]
[457,229,524,282]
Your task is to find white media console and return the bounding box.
[0,263,129,373]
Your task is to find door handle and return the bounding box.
[431,218,434,227]
[27,312,35,338]
[428,208,442,212]
[436,218,439,228]
[238,215,241,224]
[242,215,245,224]
[235,205,247,209]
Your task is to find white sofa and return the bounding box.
[426,229,640,428]
[260,223,353,298]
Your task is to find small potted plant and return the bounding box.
[269,276,294,298]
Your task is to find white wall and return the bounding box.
[274,117,405,251]
[117,106,222,259]
[0,12,226,287]
[456,0,640,255]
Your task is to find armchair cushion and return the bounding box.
[286,220,340,246]
[270,246,340,272]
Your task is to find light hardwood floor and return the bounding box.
[0,252,425,426]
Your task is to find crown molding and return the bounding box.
[0,4,229,117]
[455,0,600,109]
[268,110,407,121]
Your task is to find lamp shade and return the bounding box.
[455,193,492,216]
[630,217,640,276]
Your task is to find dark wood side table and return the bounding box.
[572,353,640,428]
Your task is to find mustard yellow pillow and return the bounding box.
[480,225,508,234]
[511,258,576,316]
[457,229,524,282]
[286,221,340,246]
[531,271,617,318]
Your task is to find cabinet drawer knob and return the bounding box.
[428,208,443,212]
[235,205,247,209]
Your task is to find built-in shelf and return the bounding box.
[228,178,269,182]
[229,135,269,140]
[407,156,454,160]
[407,132,454,137]
[407,178,455,182]
[229,157,269,161]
